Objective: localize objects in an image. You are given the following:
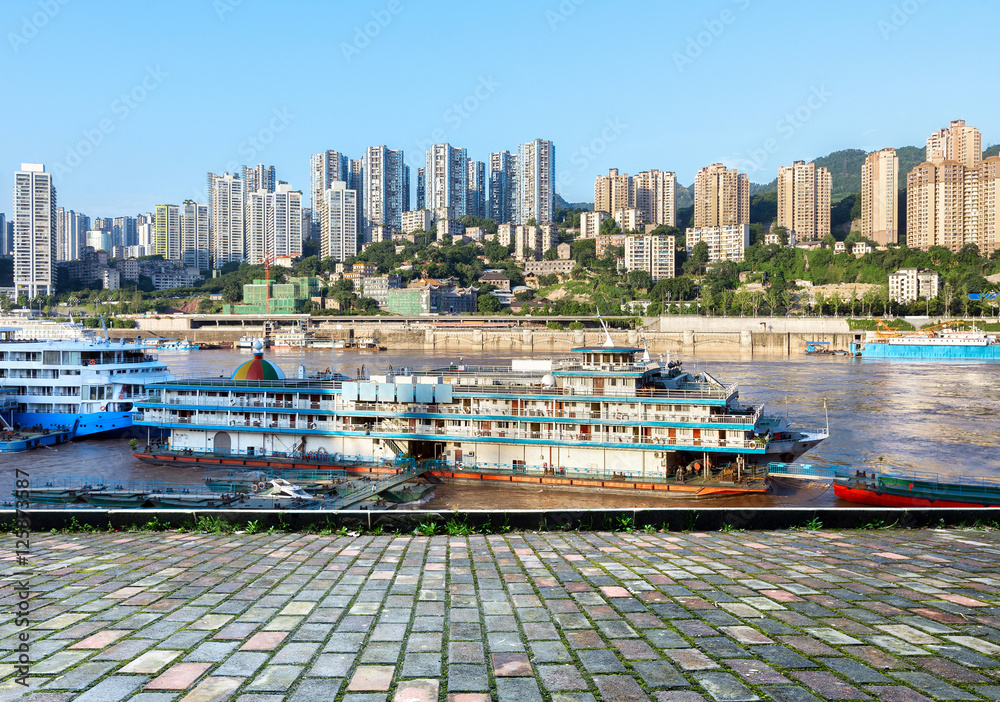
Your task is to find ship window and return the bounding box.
[43,351,60,365]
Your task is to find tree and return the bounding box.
[599,217,620,237]
[626,270,653,292]
[542,247,559,260]
[222,281,242,304]
[772,225,789,247]
[683,241,709,276]
[477,293,502,314]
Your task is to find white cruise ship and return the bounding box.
[0,326,171,439]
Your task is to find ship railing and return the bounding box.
[451,384,737,400]
[140,395,762,427]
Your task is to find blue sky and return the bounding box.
[2,0,997,217]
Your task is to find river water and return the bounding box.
[5,347,999,509]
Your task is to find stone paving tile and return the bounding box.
[13,529,1000,700]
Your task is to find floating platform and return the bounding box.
[0,429,72,453]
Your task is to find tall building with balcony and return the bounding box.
[154,204,181,261]
[595,168,633,216]
[181,201,209,269]
[861,148,899,245]
[362,146,407,241]
[242,163,276,194]
[321,182,357,262]
[979,156,1000,256]
[13,163,56,298]
[270,184,302,260]
[613,208,645,233]
[685,224,750,263]
[888,268,940,304]
[926,119,982,169]
[579,211,608,239]
[55,207,86,262]
[633,169,676,227]
[516,138,554,224]
[906,157,968,252]
[207,172,245,268]
[776,160,831,241]
[625,234,676,282]
[693,163,748,228]
[489,151,517,224]
[245,190,269,265]
[467,159,486,219]
[310,150,349,241]
[425,144,467,216]
[416,167,426,210]
[112,216,137,249]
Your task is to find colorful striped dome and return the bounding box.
[231,353,285,381]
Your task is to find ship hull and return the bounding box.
[834,483,1000,508]
[12,411,165,439]
[850,342,1000,359]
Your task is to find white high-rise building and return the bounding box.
[321,182,357,262]
[154,204,181,260]
[181,201,210,270]
[207,172,245,268]
[625,234,676,282]
[489,151,517,224]
[425,144,467,216]
[516,139,555,224]
[310,151,348,240]
[14,163,57,298]
[685,224,750,263]
[0,213,5,256]
[579,211,608,239]
[633,169,676,227]
[246,189,269,265]
[467,159,486,219]
[55,207,86,261]
[242,164,276,194]
[270,184,302,260]
[137,222,154,250]
[363,146,407,241]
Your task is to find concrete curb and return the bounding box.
[7,506,994,532]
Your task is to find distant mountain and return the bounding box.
[553,193,593,211]
[985,144,1000,159]
[750,146,927,202]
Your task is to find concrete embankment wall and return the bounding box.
[123,317,864,356]
[11,507,989,532]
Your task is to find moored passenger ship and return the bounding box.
[133,342,827,494]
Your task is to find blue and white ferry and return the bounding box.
[133,335,827,489]
[0,326,170,439]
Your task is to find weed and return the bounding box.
[143,516,169,532]
[721,523,742,533]
[492,513,512,534]
[245,519,260,535]
[684,511,699,533]
[415,520,439,536]
[369,524,385,535]
[444,516,473,536]
[614,515,635,533]
[64,517,98,534]
[194,516,231,534]
[805,516,823,530]
[642,523,657,534]
[334,526,351,536]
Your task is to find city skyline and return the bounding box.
[2,0,999,217]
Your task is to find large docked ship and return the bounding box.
[133,339,827,493]
[851,326,1000,359]
[0,326,171,439]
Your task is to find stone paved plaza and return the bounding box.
[5,527,1000,701]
